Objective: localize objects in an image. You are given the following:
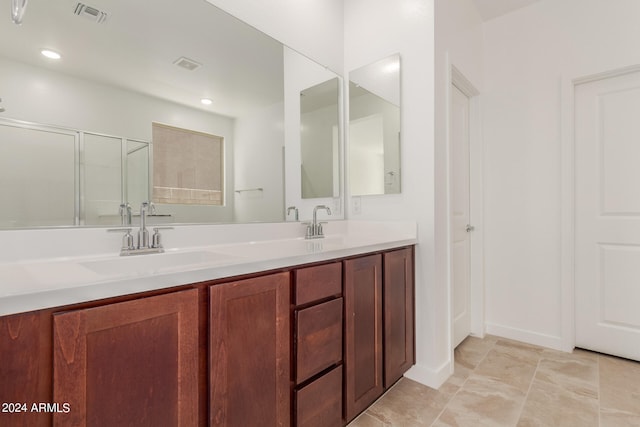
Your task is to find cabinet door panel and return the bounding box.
[295,262,342,306]
[0,311,53,427]
[53,288,199,427]
[384,247,415,386]
[296,297,343,383]
[209,272,290,427]
[344,254,383,422]
[296,365,343,427]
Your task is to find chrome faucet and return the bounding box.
[108,201,171,256]
[138,201,154,249]
[287,206,299,221]
[305,205,331,239]
[119,202,132,226]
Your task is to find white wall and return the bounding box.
[344,0,441,386]
[233,102,285,223]
[482,0,640,348]
[433,0,484,370]
[301,101,339,199]
[205,0,344,73]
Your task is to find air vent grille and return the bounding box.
[74,2,108,24]
[173,57,202,71]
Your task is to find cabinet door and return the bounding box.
[344,254,383,422]
[0,311,53,427]
[52,288,199,427]
[209,272,290,427]
[383,247,415,387]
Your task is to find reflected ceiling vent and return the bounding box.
[74,3,108,24]
[173,57,202,71]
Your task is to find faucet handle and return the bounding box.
[301,222,314,238]
[317,222,329,237]
[107,228,135,250]
[151,227,173,249]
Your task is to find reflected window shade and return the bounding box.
[152,123,224,205]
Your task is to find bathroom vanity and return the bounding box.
[0,221,415,427]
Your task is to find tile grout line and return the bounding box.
[429,338,499,426]
[513,350,543,426]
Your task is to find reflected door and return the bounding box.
[0,122,77,227]
[83,133,122,225]
[575,68,640,361]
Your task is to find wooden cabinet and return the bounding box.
[343,254,383,423]
[209,272,290,427]
[0,311,53,427]
[0,245,414,427]
[343,248,415,423]
[52,288,199,427]
[383,247,415,387]
[293,262,343,427]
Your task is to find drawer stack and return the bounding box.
[293,262,343,427]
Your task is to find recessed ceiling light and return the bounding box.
[41,49,62,60]
[383,60,400,74]
[201,98,213,105]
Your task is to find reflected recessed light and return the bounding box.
[41,49,62,60]
[200,98,212,105]
[384,61,400,74]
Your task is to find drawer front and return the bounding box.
[295,262,342,306]
[296,298,343,383]
[296,365,343,427]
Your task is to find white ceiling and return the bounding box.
[1,0,542,120]
[0,0,285,118]
[474,0,541,21]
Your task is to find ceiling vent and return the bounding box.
[74,3,108,24]
[173,57,202,71]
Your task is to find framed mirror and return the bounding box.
[349,54,401,196]
[0,0,342,228]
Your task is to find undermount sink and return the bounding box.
[80,250,240,276]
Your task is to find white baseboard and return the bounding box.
[485,322,566,352]
[403,360,452,390]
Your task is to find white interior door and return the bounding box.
[575,68,640,361]
[452,83,471,348]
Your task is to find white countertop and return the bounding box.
[0,221,417,316]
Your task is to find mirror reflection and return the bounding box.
[300,77,340,199]
[349,54,401,196]
[0,0,342,228]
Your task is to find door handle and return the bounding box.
[466,224,475,232]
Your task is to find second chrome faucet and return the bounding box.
[111,201,171,256]
[305,205,331,239]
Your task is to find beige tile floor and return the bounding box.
[348,335,640,427]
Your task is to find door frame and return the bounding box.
[445,59,484,357]
[560,64,640,352]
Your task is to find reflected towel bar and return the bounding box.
[235,188,264,193]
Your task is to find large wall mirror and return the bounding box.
[0,0,342,228]
[349,54,401,196]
